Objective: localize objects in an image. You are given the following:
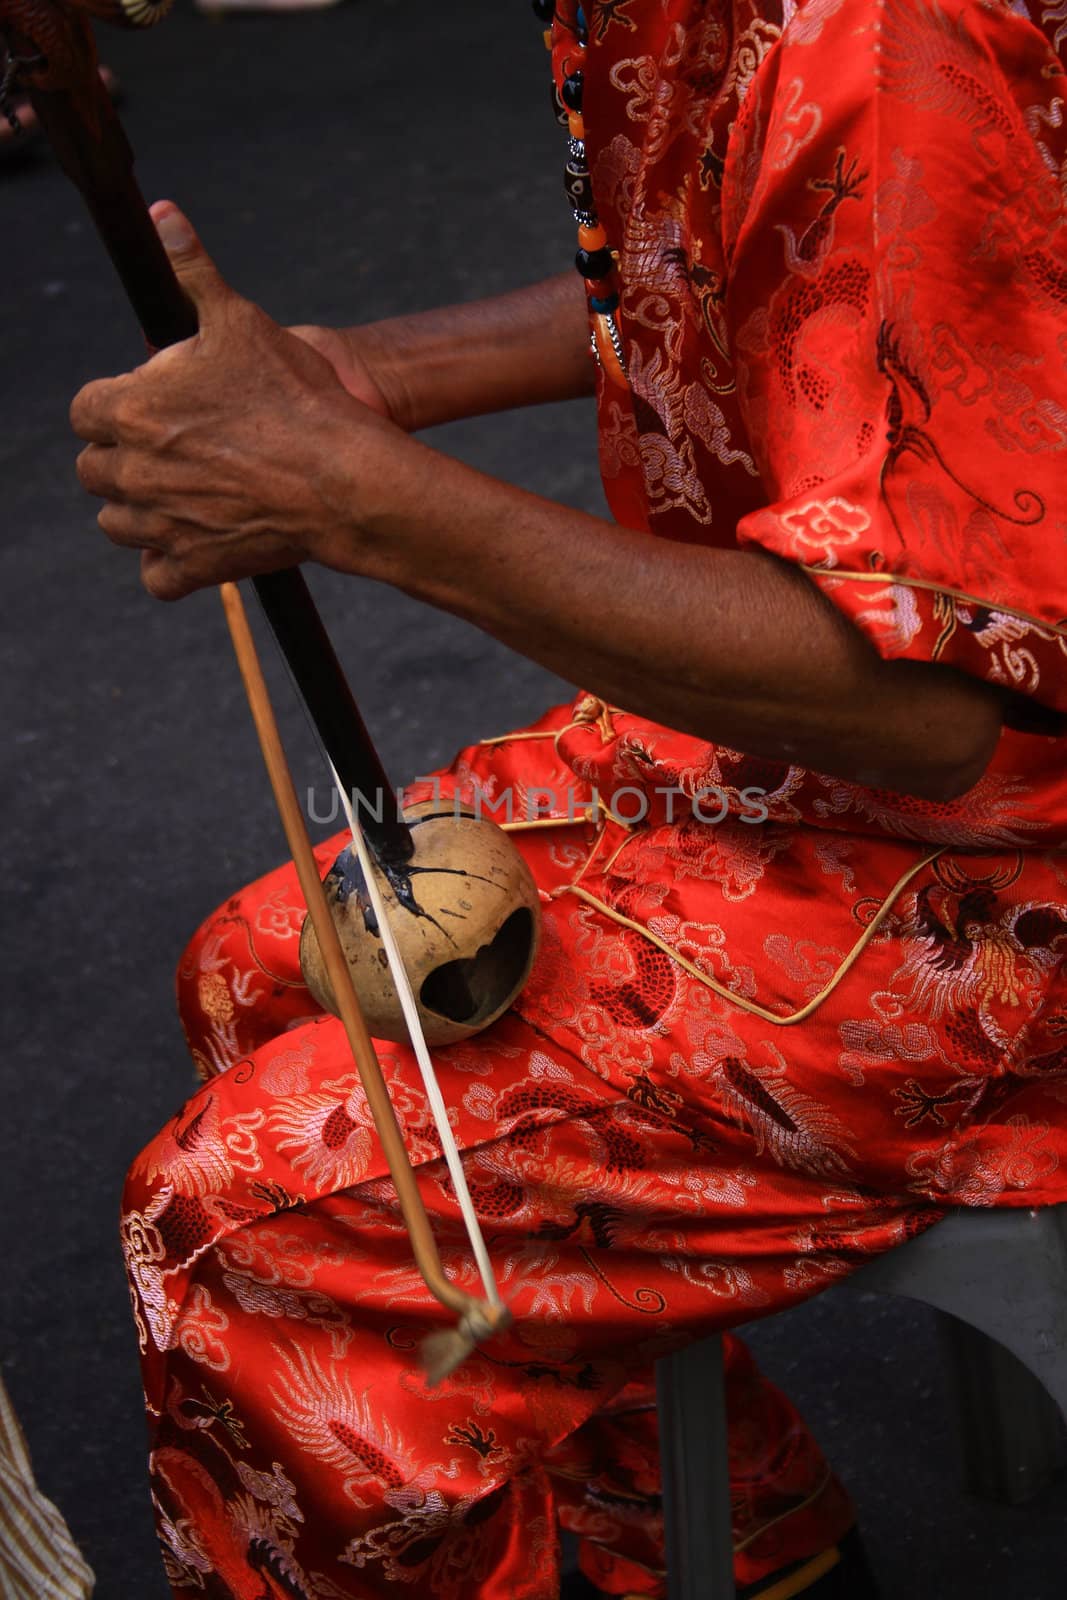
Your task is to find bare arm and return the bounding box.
[294,272,596,432]
[71,209,1007,803]
[330,442,1005,802]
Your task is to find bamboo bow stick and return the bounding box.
[219,582,511,1381]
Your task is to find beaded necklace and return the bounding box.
[532,0,629,387]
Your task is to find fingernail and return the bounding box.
[155,208,194,253]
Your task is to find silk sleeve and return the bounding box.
[724,0,1067,714]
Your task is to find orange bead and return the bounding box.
[542,27,552,48]
[568,111,585,140]
[578,222,607,251]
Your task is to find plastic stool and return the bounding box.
[656,1206,1067,1600]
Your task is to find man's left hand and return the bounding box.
[70,203,400,599]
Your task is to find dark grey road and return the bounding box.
[1,2,1063,1595]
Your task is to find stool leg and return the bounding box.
[938,1311,1067,1505]
[656,1335,736,1600]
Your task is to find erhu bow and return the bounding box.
[1,0,541,1375]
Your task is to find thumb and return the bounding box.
[151,202,230,320]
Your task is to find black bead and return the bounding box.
[562,72,584,111]
[531,0,555,19]
[575,246,613,279]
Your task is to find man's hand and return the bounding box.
[286,324,394,419]
[70,203,403,600]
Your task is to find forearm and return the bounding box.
[68,214,1006,801]
[340,441,1005,801]
[346,273,596,432]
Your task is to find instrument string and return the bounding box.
[327,760,504,1311]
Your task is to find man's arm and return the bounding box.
[326,442,1005,803]
[70,207,1007,804]
[293,272,596,432]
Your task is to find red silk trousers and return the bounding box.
[122,713,966,1599]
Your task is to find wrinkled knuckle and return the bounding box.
[109,453,136,499]
[110,393,138,436]
[113,376,152,436]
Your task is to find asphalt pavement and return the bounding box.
[2,2,1064,1595]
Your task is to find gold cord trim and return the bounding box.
[563,814,634,895]
[500,811,597,832]
[733,1465,836,1556]
[802,565,1067,639]
[477,730,563,747]
[476,705,945,1025]
[556,847,943,1025]
[597,825,635,879]
[552,717,592,758]
[551,701,620,757]
[743,1545,842,1600]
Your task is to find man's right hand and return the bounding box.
[288,326,395,421]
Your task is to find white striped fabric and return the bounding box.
[0,1375,94,1599]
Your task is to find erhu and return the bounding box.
[1,0,541,1370]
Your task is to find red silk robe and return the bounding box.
[122,3,1067,1596]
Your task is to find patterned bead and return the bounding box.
[550,79,569,126]
[564,162,593,212]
